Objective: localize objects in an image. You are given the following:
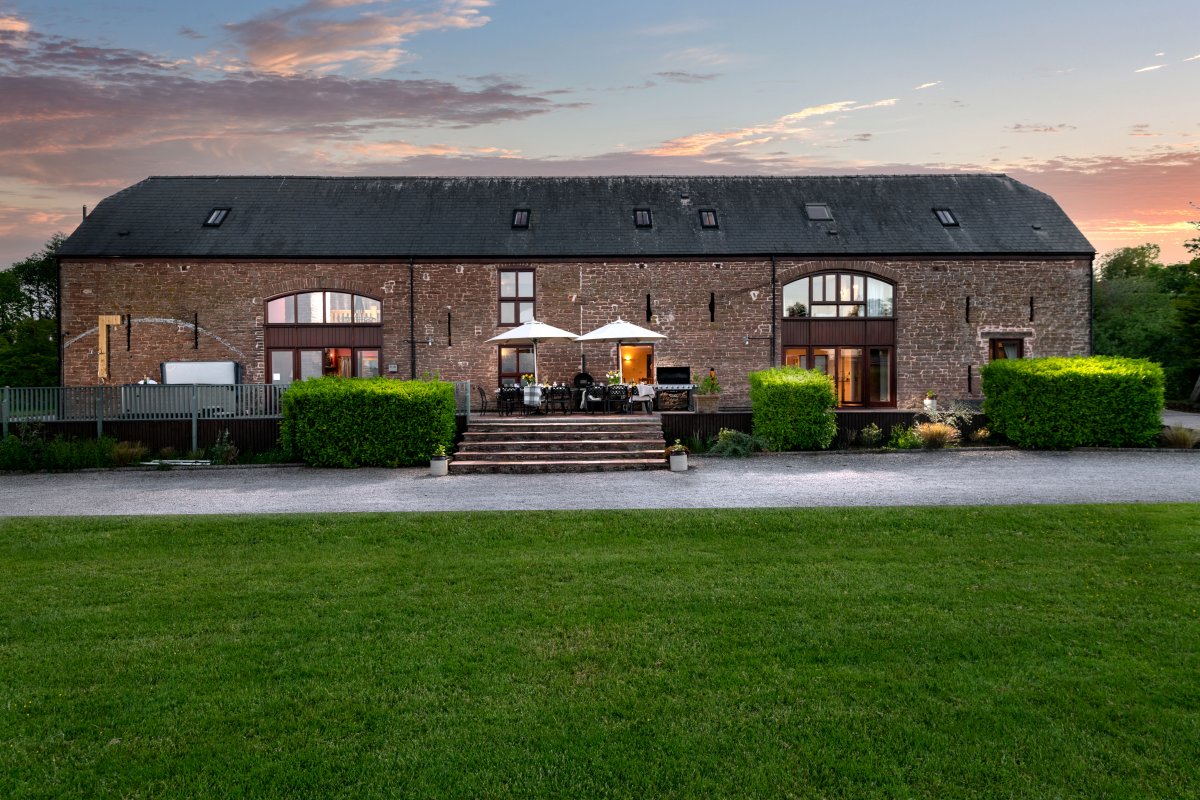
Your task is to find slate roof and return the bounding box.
[58,175,1093,259]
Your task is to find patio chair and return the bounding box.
[497,385,522,416]
[584,384,607,414]
[546,385,573,414]
[605,384,630,414]
[627,383,655,414]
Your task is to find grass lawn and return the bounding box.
[1,505,1198,799]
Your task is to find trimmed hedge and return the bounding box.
[280,377,456,467]
[981,356,1164,449]
[749,367,838,451]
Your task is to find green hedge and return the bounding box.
[280,377,456,467]
[749,367,838,451]
[981,356,1164,449]
[0,430,116,472]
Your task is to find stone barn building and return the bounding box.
[56,175,1093,408]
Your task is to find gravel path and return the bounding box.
[2,449,1198,516]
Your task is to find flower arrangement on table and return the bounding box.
[605,370,622,385]
[520,373,535,386]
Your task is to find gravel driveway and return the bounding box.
[2,449,1197,516]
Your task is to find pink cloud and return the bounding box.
[224,0,492,74]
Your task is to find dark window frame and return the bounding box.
[497,345,534,386]
[783,345,895,408]
[634,208,653,228]
[989,337,1024,361]
[782,271,895,319]
[203,208,230,227]
[267,346,381,385]
[804,203,833,221]
[498,268,536,327]
[264,290,383,325]
[511,208,530,228]
[699,209,718,229]
[934,208,959,226]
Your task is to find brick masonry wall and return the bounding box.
[60,255,1091,408]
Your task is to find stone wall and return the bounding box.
[59,255,1091,408]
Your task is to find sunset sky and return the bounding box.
[2,0,1197,267]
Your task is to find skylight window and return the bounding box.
[934,208,958,226]
[804,203,833,221]
[204,208,230,227]
[512,208,530,228]
[699,209,718,229]
[634,208,653,228]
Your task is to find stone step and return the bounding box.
[469,420,662,432]
[454,449,667,462]
[449,458,668,474]
[459,438,666,453]
[462,430,660,443]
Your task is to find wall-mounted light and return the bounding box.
[426,335,433,346]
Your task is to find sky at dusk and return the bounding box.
[2,0,1198,267]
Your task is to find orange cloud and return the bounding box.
[639,99,892,157]
[0,15,29,33]
[226,0,492,75]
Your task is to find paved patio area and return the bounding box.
[1,448,1196,516]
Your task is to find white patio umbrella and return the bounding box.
[574,318,667,344]
[486,319,579,383]
[575,318,667,381]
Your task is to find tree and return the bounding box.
[0,233,63,386]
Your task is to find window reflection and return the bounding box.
[783,273,894,319]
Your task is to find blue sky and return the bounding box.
[2,0,1197,266]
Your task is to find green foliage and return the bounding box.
[0,234,63,386]
[205,429,240,465]
[981,356,1164,448]
[888,424,923,449]
[706,427,770,457]
[696,371,721,395]
[1093,245,1200,399]
[748,366,837,451]
[111,441,149,467]
[0,426,116,471]
[0,317,58,386]
[280,377,456,467]
[857,422,883,448]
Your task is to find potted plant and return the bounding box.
[520,373,535,387]
[695,368,721,413]
[665,439,689,471]
[605,370,622,385]
[923,390,938,413]
[429,443,449,477]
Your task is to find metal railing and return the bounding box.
[1,381,472,443]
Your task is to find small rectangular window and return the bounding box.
[634,209,652,228]
[805,203,833,221]
[499,269,535,325]
[512,209,530,228]
[699,209,718,228]
[990,338,1023,360]
[204,208,230,227]
[934,208,958,226]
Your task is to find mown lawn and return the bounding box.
[1,505,1198,799]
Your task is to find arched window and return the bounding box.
[781,272,895,407]
[265,290,382,385]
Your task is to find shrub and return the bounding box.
[1159,425,1198,449]
[112,441,149,467]
[982,356,1164,448]
[280,377,456,467]
[749,367,837,451]
[969,427,991,444]
[706,427,770,458]
[0,427,116,471]
[888,425,923,450]
[857,422,883,448]
[206,429,240,465]
[915,422,961,449]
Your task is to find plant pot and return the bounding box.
[923,397,938,413]
[429,456,448,477]
[695,394,720,414]
[669,453,688,472]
